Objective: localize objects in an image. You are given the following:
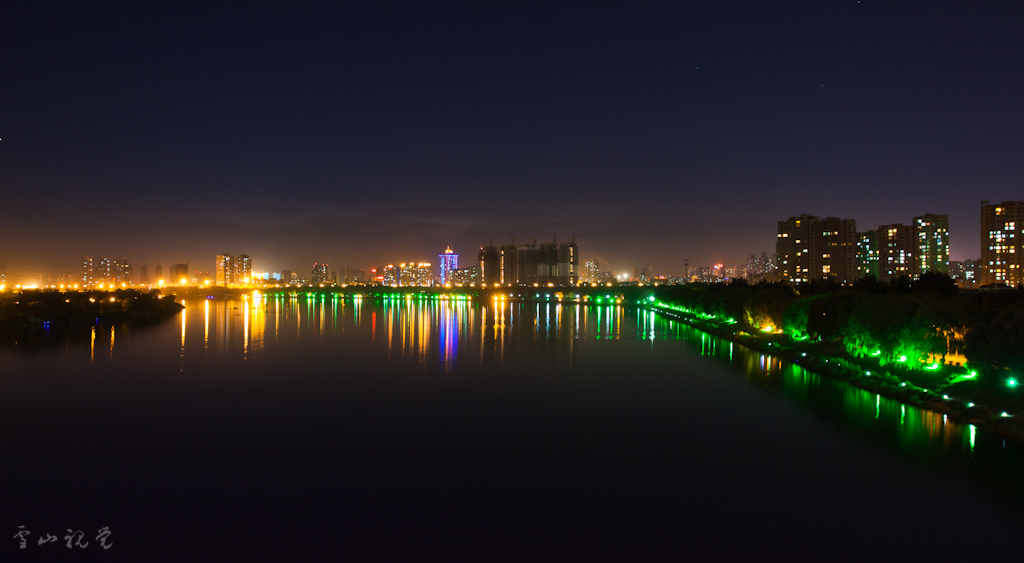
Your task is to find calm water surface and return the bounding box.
[2,295,1022,560]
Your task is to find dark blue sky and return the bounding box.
[2,2,1022,280]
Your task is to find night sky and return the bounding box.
[2,2,1023,281]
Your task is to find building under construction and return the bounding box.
[478,240,579,286]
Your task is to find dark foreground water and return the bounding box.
[1,295,1022,561]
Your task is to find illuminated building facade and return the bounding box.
[311,263,328,285]
[856,231,879,279]
[583,259,599,283]
[914,213,949,276]
[216,254,252,286]
[81,256,131,286]
[236,255,251,285]
[399,262,433,286]
[744,252,776,282]
[97,258,112,283]
[950,259,980,288]
[980,200,1023,286]
[140,265,149,285]
[438,247,458,285]
[216,255,234,286]
[449,265,478,285]
[82,256,94,285]
[113,258,131,284]
[877,224,915,282]
[632,266,652,284]
[777,215,857,283]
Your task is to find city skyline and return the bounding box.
[0,200,1004,286]
[2,3,1022,279]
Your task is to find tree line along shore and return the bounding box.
[646,274,1024,440]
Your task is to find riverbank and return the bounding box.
[0,289,184,328]
[646,303,1024,443]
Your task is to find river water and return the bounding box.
[1,295,1021,560]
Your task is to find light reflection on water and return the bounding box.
[9,296,1021,520]
[165,296,1002,464]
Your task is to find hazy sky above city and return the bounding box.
[2,2,1022,280]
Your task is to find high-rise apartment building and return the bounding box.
[777,215,857,283]
[980,200,1023,286]
[914,213,950,276]
[236,255,251,285]
[438,247,459,285]
[399,262,432,286]
[97,258,112,283]
[950,259,980,288]
[450,265,478,286]
[113,258,131,284]
[216,254,234,286]
[855,231,879,279]
[856,214,949,282]
[583,259,600,283]
[744,252,776,282]
[877,224,915,282]
[311,263,328,285]
[82,257,95,285]
[216,254,252,286]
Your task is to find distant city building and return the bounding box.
[583,259,599,283]
[855,214,948,282]
[633,266,652,284]
[280,270,294,285]
[216,254,252,286]
[877,223,916,282]
[140,264,149,285]
[856,231,880,279]
[516,241,579,286]
[236,255,252,285]
[113,258,131,284]
[312,263,328,285]
[379,265,399,286]
[914,213,950,276]
[950,259,980,288]
[499,244,517,285]
[744,252,776,282]
[692,266,718,283]
[478,244,500,286]
[171,264,189,284]
[216,255,234,286]
[980,200,1023,286]
[82,256,95,285]
[777,214,857,283]
[449,265,479,286]
[438,247,459,285]
[400,262,433,286]
[154,263,163,282]
[97,258,112,283]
